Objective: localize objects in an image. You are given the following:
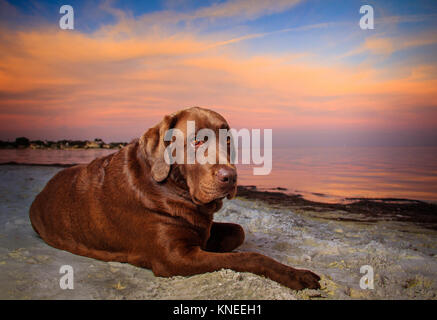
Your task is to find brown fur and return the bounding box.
[29,107,320,290]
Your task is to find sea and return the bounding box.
[1,146,437,204]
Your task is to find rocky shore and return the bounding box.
[0,137,127,150]
[236,186,437,231]
[1,164,436,299]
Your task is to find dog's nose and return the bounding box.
[216,166,237,185]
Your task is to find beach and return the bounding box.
[1,164,436,299]
[2,0,437,303]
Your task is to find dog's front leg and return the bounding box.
[152,246,320,290]
[205,222,245,252]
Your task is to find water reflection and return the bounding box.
[1,146,437,203]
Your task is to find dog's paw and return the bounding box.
[285,268,321,290]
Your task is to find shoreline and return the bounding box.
[236,186,437,231]
[0,138,127,150]
[1,163,437,299]
[2,146,437,206]
[2,162,437,230]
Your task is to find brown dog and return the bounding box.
[29,107,320,290]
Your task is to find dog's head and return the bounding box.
[139,107,237,205]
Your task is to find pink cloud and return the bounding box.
[0,15,436,142]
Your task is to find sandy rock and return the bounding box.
[1,165,437,299]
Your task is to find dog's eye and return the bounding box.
[192,139,204,147]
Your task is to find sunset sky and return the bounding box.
[0,0,436,146]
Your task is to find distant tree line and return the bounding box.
[0,137,128,150]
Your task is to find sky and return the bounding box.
[0,0,436,146]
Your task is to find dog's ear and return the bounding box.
[139,114,177,182]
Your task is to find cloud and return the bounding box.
[191,0,302,21]
[94,0,304,39]
[206,21,343,49]
[377,13,437,25]
[0,0,436,142]
[342,31,437,57]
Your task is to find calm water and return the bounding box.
[1,147,437,203]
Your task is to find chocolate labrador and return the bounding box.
[29,107,320,290]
